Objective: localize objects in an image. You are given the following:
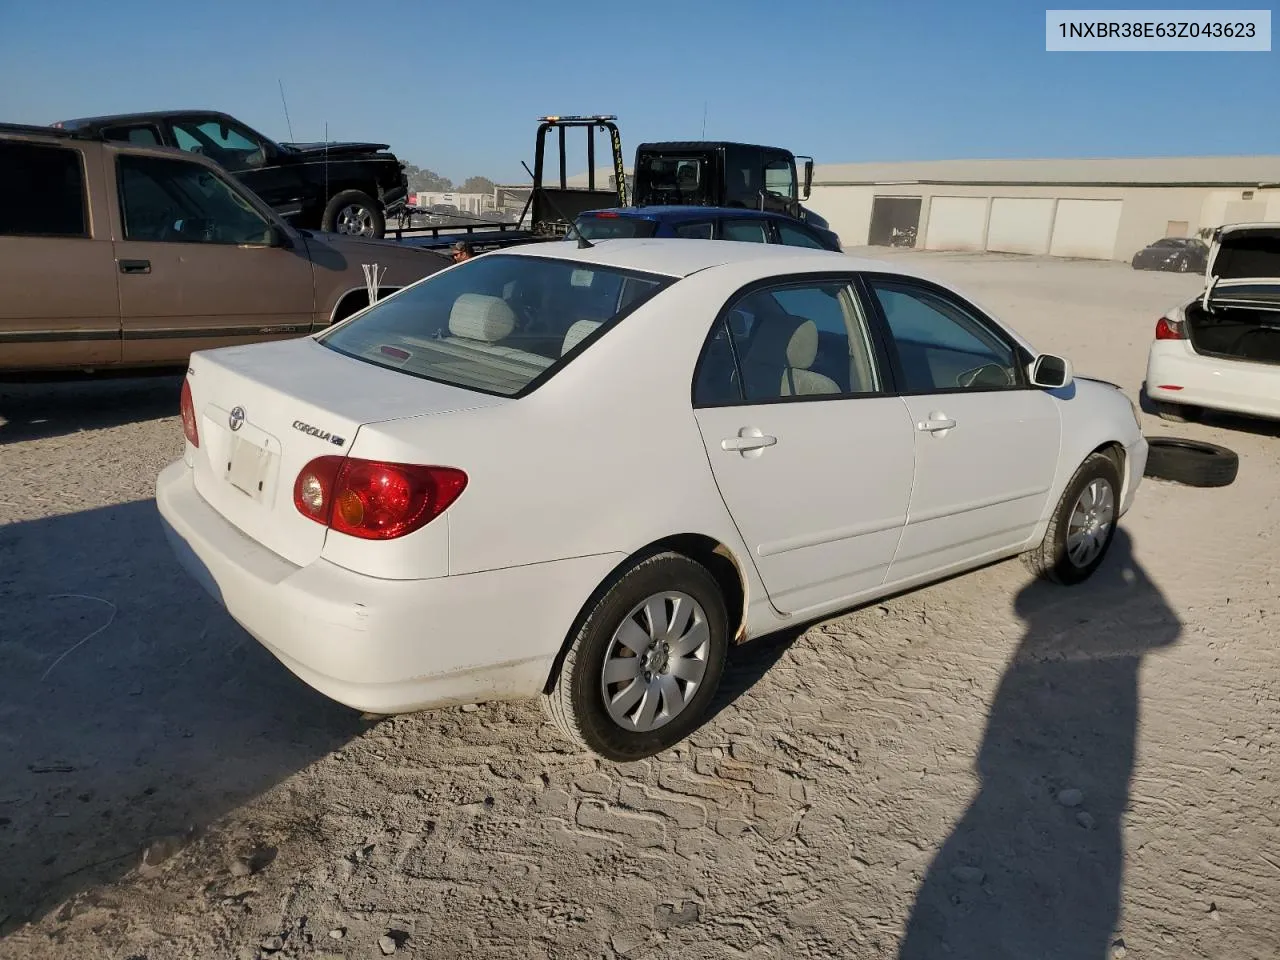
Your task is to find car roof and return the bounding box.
[57,109,232,130]
[495,237,891,279]
[581,205,802,223]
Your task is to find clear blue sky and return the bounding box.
[2,0,1277,184]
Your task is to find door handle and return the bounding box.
[917,416,956,433]
[722,427,777,455]
[118,259,151,274]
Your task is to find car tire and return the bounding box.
[1022,452,1123,586]
[1143,436,1238,488]
[1155,401,1201,423]
[543,551,729,762]
[322,190,385,239]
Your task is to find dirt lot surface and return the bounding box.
[1,250,1277,960]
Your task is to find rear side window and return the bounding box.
[674,221,713,239]
[574,214,658,240]
[0,141,88,237]
[102,124,162,146]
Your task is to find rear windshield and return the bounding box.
[319,254,672,396]
[574,214,659,240]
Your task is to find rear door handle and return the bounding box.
[917,417,956,433]
[722,427,777,455]
[118,259,151,274]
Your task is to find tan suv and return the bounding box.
[0,124,450,374]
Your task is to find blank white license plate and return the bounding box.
[226,435,273,500]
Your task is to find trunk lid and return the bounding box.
[185,336,504,567]
[1204,224,1280,307]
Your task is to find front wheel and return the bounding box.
[322,189,385,239]
[543,552,729,761]
[1023,452,1122,585]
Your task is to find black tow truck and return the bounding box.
[389,115,828,249]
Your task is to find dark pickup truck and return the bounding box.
[54,110,408,239]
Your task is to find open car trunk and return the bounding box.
[1190,224,1280,364]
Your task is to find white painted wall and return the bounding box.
[806,185,876,247]
[924,197,988,250]
[1049,199,1123,259]
[986,198,1055,254]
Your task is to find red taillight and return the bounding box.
[593,211,620,218]
[1155,316,1186,340]
[179,377,199,447]
[293,456,467,540]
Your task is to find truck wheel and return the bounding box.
[322,190,385,239]
[543,552,729,762]
[1022,452,1122,586]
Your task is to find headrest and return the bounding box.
[449,294,515,342]
[785,319,819,369]
[561,319,602,356]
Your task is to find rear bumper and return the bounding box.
[1146,339,1280,421]
[155,459,623,714]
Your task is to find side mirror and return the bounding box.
[802,158,813,200]
[267,224,294,249]
[1028,353,1073,389]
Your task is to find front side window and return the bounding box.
[694,279,882,405]
[0,141,87,237]
[776,222,827,249]
[764,159,796,200]
[117,154,273,244]
[865,277,1022,393]
[722,219,770,244]
[102,124,162,146]
[171,118,267,171]
[320,255,671,397]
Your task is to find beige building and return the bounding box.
[807,156,1280,261]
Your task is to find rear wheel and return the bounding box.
[1023,452,1122,585]
[322,190,385,238]
[1156,401,1202,423]
[543,552,729,761]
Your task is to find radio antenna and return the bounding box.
[278,79,295,142]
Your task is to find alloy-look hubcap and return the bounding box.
[336,204,375,237]
[601,591,711,733]
[1065,478,1116,568]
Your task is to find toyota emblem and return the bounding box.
[228,406,246,432]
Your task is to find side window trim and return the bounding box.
[856,271,1034,396]
[691,271,894,410]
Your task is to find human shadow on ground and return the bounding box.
[0,498,364,932]
[0,372,184,445]
[898,530,1181,960]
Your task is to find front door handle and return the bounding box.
[722,426,777,456]
[917,415,957,433]
[118,259,151,274]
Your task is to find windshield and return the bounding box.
[634,154,711,205]
[319,254,672,396]
[574,214,659,240]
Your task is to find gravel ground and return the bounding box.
[1,250,1277,960]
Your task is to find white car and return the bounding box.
[156,239,1147,760]
[1146,222,1280,423]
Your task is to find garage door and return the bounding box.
[925,197,987,250]
[1049,199,1123,259]
[986,198,1055,254]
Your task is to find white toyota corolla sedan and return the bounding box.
[1146,222,1280,423]
[157,238,1148,760]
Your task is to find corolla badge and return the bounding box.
[228,406,246,432]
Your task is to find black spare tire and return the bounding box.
[1143,436,1238,487]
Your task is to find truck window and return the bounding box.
[0,141,88,237]
[117,154,273,245]
[170,118,268,172]
[635,154,710,205]
[764,159,795,200]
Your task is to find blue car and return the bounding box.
[573,205,842,252]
